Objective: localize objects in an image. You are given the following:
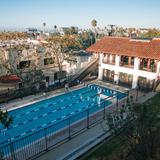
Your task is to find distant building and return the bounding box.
[26,28,39,33]
[0,43,94,88]
[26,28,43,39]
[0,45,64,87]
[139,28,149,34]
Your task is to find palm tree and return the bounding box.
[91,19,97,43]
[54,25,57,33]
[43,22,46,33]
[91,19,97,28]
[54,25,57,30]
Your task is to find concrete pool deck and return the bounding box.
[35,120,111,160]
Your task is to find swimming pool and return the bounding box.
[0,84,127,158]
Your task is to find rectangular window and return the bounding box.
[44,58,54,65]
[17,60,31,69]
[112,55,115,63]
[121,56,129,65]
[131,57,134,66]
[150,59,155,72]
[142,59,148,68]
[124,56,129,65]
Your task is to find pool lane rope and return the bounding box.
[12,88,94,119]
[0,92,99,134]
[1,86,116,140]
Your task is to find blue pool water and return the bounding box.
[0,84,126,147]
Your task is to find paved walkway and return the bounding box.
[0,83,16,92]
[136,91,156,104]
[35,121,110,160]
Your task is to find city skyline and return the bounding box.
[0,0,160,30]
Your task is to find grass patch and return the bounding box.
[85,136,125,160]
[144,93,160,107]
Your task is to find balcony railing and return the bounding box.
[102,59,115,65]
[119,63,134,68]
[139,66,156,73]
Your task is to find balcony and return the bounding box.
[139,67,156,73]
[120,56,134,68]
[139,59,156,73]
[120,63,134,68]
[103,59,115,65]
[103,56,115,65]
[102,54,116,65]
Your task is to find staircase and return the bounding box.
[68,58,98,86]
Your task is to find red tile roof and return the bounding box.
[86,36,160,60]
[0,75,21,83]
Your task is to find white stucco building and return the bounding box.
[87,36,160,90]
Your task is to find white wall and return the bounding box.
[101,63,157,80]
[98,53,159,88]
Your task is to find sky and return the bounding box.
[0,0,160,30]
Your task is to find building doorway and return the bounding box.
[103,69,114,82]
[119,72,132,87]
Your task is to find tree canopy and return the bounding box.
[0,110,12,128]
[91,19,97,28]
[0,32,27,40]
[140,28,160,38]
